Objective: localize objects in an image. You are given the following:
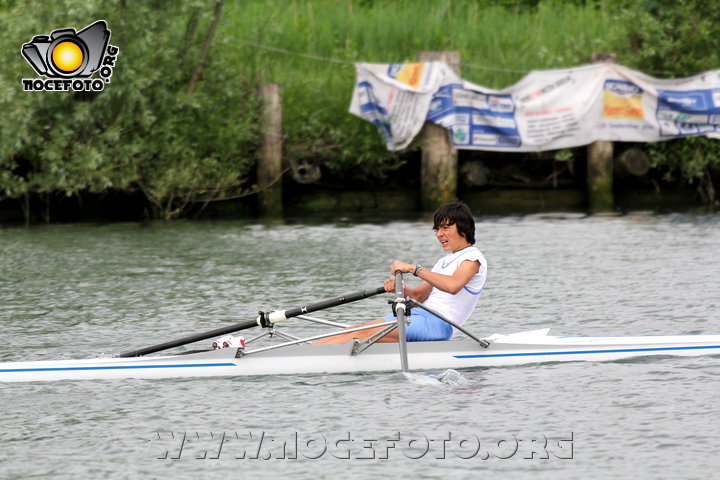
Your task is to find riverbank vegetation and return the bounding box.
[0,0,717,222]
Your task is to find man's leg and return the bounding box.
[312,319,400,344]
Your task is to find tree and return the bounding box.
[0,0,260,221]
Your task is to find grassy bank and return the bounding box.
[221,0,629,177]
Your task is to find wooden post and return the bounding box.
[417,51,460,211]
[258,83,283,217]
[587,53,617,212]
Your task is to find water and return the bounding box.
[1,213,719,479]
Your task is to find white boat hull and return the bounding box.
[2,330,720,382]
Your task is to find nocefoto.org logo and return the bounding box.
[21,20,119,92]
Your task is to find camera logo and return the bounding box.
[21,20,119,92]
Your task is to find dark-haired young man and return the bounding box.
[314,203,486,344]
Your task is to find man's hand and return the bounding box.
[383,277,396,293]
[390,260,414,275]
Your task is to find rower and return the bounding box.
[314,203,487,344]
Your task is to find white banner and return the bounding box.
[349,62,458,150]
[350,62,720,152]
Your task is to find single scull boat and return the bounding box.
[2,329,720,383]
[1,279,718,383]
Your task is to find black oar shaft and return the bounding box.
[278,286,386,320]
[118,319,259,357]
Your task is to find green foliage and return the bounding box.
[603,0,720,194]
[646,137,720,204]
[606,0,720,76]
[0,0,260,219]
[647,137,720,179]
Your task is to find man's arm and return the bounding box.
[389,259,480,295]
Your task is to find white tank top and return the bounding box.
[422,246,487,328]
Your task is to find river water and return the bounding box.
[1,213,719,479]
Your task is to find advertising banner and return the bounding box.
[349,62,720,152]
[349,62,458,150]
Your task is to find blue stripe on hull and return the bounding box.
[0,362,236,373]
[454,344,720,359]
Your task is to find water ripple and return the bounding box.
[1,214,719,478]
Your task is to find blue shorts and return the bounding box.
[382,308,453,342]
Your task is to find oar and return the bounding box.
[118,286,386,357]
[261,286,386,324]
[117,319,260,358]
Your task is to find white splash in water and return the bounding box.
[400,369,470,386]
[436,369,470,386]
